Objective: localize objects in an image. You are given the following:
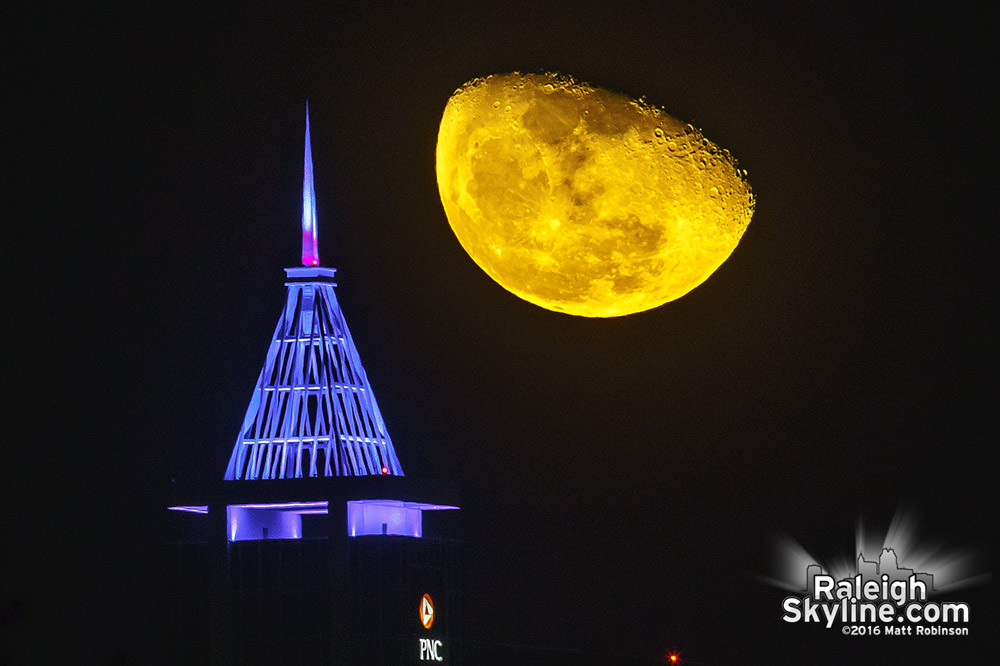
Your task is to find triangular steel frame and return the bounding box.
[224,267,403,480]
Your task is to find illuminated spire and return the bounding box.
[223,110,403,481]
[301,103,320,267]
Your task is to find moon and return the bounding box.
[435,72,755,317]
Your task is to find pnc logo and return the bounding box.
[420,593,435,629]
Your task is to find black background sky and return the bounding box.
[10,2,993,664]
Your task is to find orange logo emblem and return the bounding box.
[420,593,435,629]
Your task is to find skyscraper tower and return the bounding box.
[166,106,460,665]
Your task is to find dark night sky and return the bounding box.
[10,2,993,664]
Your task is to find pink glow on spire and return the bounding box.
[301,103,320,266]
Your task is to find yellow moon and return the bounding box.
[435,72,755,317]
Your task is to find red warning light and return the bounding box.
[667,653,680,664]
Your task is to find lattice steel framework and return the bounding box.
[223,105,403,480]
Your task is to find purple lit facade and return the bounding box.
[170,500,458,542]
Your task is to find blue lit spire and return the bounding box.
[301,103,320,267]
[222,107,403,481]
